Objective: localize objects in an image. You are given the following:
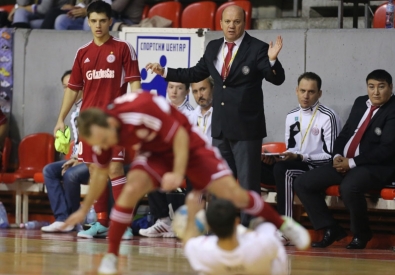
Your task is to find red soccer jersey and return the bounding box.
[68,36,140,111]
[92,92,208,166]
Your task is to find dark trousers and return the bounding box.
[40,8,67,29]
[147,178,192,220]
[294,163,385,238]
[213,137,261,226]
[273,161,310,217]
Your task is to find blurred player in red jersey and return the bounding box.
[53,1,141,239]
[62,92,310,274]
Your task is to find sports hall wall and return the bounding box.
[10,29,395,150]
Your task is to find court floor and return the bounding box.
[0,229,395,275]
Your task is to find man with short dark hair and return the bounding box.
[295,69,395,249]
[183,192,288,275]
[262,72,341,222]
[53,0,140,239]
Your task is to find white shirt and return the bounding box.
[190,106,213,144]
[184,223,288,275]
[171,97,195,122]
[285,101,342,168]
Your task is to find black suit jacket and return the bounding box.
[166,32,285,141]
[334,95,395,183]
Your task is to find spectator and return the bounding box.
[166,81,194,122]
[190,77,214,144]
[182,192,288,275]
[9,0,68,28]
[262,72,341,221]
[54,0,145,31]
[41,70,90,232]
[294,69,395,249]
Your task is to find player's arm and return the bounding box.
[61,164,109,229]
[129,80,141,92]
[54,87,79,136]
[161,126,189,191]
[182,191,205,246]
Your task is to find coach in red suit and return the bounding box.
[294,69,395,249]
[146,5,285,225]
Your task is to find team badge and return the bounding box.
[242,66,250,75]
[107,103,114,110]
[107,52,115,63]
[374,127,382,136]
[311,126,320,136]
[295,117,298,121]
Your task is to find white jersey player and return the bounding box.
[183,192,288,275]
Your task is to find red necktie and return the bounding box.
[221,42,235,80]
[346,105,379,158]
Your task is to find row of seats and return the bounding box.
[142,0,252,29]
[261,142,395,201]
[0,1,251,30]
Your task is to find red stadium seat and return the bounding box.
[141,4,150,20]
[260,142,286,191]
[381,187,395,200]
[147,1,182,28]
[181,1,217,29]
[0,5,14,13]
[261,142,286,154]
[215,0,252,30]
[2,133,55,182]
[372,3,394,28]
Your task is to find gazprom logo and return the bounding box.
[86,69,115,80]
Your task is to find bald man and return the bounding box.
[147,5,285,226]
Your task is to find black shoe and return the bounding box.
[346,235,372,249]
[312,226,347,248]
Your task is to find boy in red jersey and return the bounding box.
[62,92,310,274]
[53,1,141,239]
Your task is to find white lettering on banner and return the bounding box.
[140,42,186,52]
[86,69,115,80]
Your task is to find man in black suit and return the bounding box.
[294,69,395,249]
[146,5,285,225]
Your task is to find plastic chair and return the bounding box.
[215,0,252,30]
[260,142,286,191]
[0,5,14,13]
[2,132,55,182]
[147,1,182,28]
[261,142,286,154]
[372,3,393,28]
[141,4,150,20]
[181,1,217,29]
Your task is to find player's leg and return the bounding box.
[187,146,310,250]
[108,147,133,239]
[99,169,155,274]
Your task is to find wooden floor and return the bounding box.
[0,229,395,275]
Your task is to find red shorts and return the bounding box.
[130,145,233,190]
[77,140,125,163]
